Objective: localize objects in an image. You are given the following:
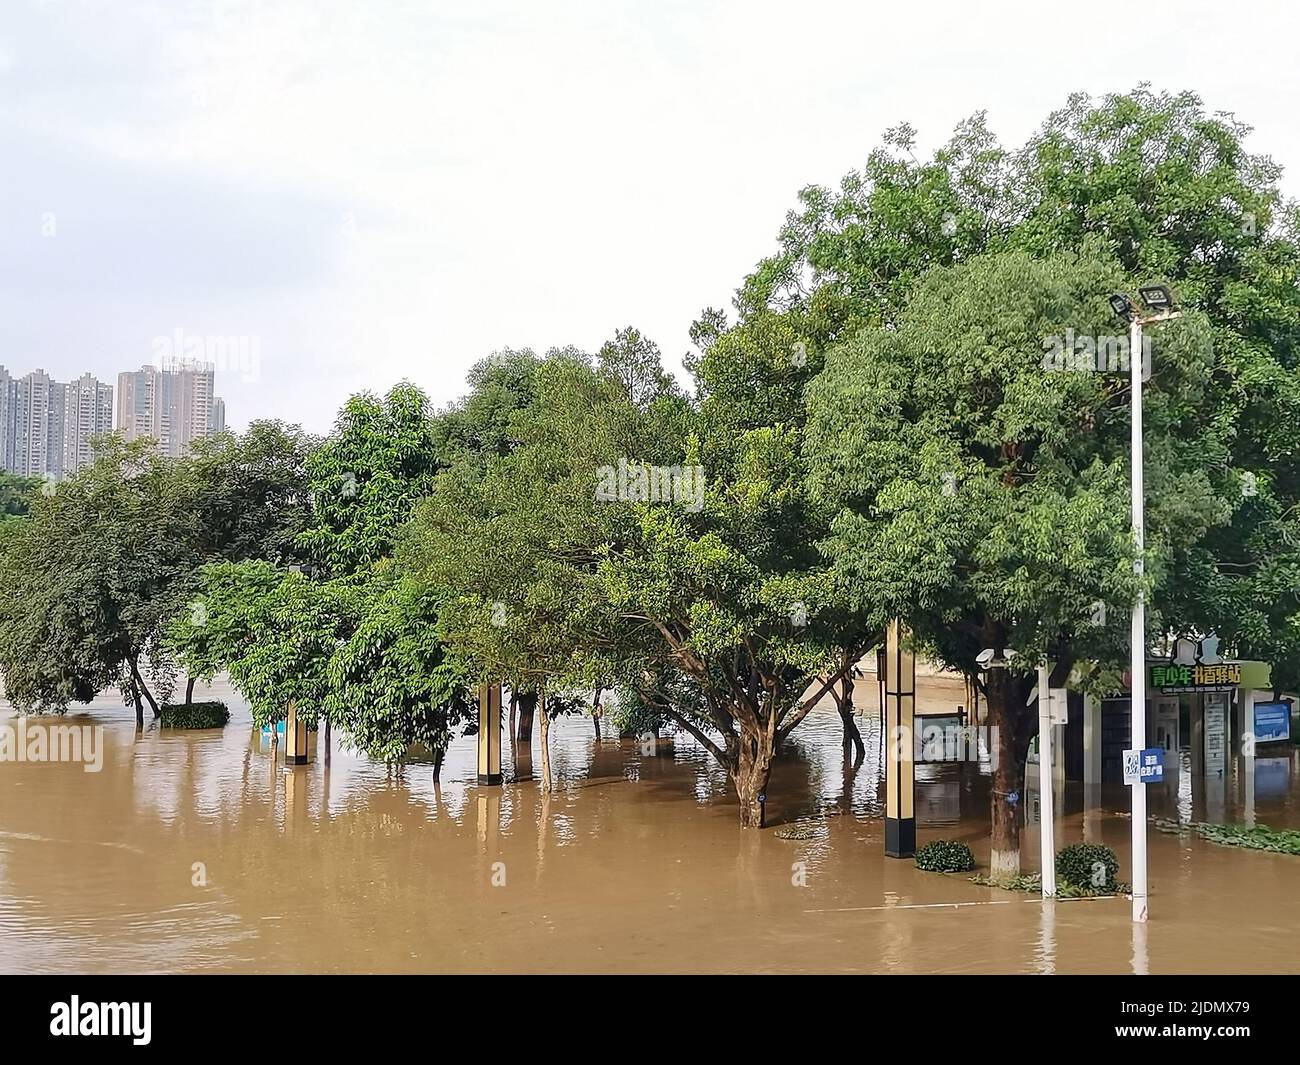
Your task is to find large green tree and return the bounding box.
[328,565,476,780]
[743,86,1300,674]
[408,330,872,821]
[0,438,200,724]
[807,248,1221,874]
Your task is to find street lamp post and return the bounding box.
[1128,308,1149,924]
[1112,285,1180,924]
[1037,661,1057,898]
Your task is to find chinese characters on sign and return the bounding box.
[1149,662,1242,693]
[1123,747,1165,785]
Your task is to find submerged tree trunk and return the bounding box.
[836,672,865,766]
[537,683,552,793]
[130,656,159,721]
[323,718,331,765]
[733,727,776,828]
[516,692,536,742]
[509,692,517,743]
[432,746,445,784]
[130,680,144,728]
[985,666,1032,879]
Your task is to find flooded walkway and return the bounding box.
[2,680,1298,973]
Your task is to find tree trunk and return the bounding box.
[130,677,144,728]
[985,668,1029,879]
[733,728,775,828]
[837,673,864,766]
[323,718,331,765]
[129,656,159,721]
[537,682,552,793]
[516,692,536,742]
[509,692,517,742]
[432,746,445,784]
[185,676,196,706]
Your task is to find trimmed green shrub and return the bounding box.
[159,701,230,729]
[915,839,976,872]
[1056,842,1118,892]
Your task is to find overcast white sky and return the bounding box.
[2,0,1298,432]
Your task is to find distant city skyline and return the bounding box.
[0,361,226,479]
[0,365,112,480]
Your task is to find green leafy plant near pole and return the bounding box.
[1056,842,1119,892]
[972,843,1126,895]
[915,840,976,872]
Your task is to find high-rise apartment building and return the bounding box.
[62,372,115,475]
[115,361,226,458]
[0,367,112,479]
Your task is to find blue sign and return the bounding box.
[1139,748,1164,783]
[1253,702,1291,744]
[1123,747,1164,785]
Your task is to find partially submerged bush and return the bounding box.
[915,839,976,872]
[1056,842,1118,892]
[159,701,230,729]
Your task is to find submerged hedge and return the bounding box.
[159,701,230,729]
[915,840,976,872]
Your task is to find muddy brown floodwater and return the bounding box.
[2,677,1298,974]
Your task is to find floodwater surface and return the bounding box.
[1,678,1298,974]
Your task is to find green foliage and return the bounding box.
[1151,817,1300,855]
[159,701,230,729]
[752,85,1300,692]
[915,840,976,872]
[1056,842,1119,892]
[222,569,358,729]
[609,685,666,738]
[970,872,1040,892]
[0,437,199,715]
[327,569,475,762]
[438,348,543,465]
[0,472,41,520]
[189,421,316,565]
[167,560,281,691]
[298,382,444,578]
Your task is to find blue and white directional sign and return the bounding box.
[1123,747,1164,785]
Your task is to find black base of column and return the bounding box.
[285,754,309,766]
[884,817,915,858]
[476,773,503,785]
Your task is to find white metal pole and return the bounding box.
[1038,661,1056,897]
[1130,316,1149,923]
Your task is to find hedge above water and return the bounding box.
[159,701,230,729]
[915,840,976,872]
